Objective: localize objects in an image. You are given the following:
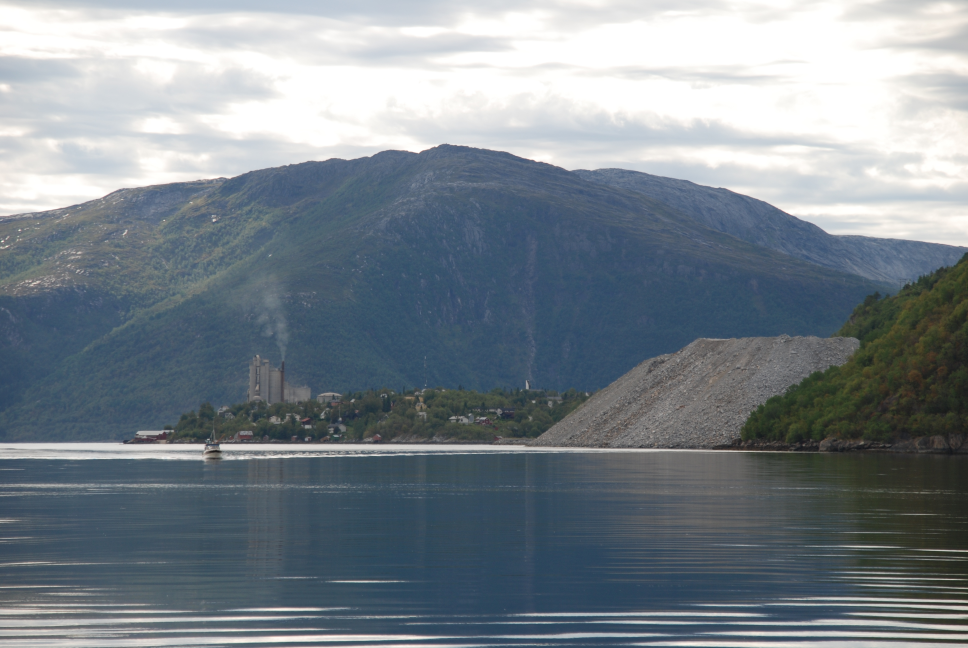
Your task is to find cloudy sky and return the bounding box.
[1,0,966,244]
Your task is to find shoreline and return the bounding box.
[143,433,968,455]
[718,433,968,454]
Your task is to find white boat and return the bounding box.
[204,424,222,458]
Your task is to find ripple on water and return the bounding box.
[0,448,964,647]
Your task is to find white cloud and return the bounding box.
[0,0,965,245]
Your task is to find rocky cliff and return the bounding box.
[533,335,860,448]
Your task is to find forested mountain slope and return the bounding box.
[0,146,892,439]
[577,169,965,287]
[743,254,968,443]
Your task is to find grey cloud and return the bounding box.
[0,0,510,24]
[0,53,287,201]
[0,57,81,83]
[850,2,968,55]
[842,0,967,23]
[899,72,968,112]
[458,60,795,86]
[342,33,512,62]
[167,23,513,67]
[379,92,841,151]
[582,64,793,86]
[0,57,278,138]
[4,0,735,28]
[905,22,968,54]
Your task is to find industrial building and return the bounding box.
[247,355,311,404]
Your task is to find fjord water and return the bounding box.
[0,446,966,647]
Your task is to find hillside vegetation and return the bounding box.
[0,146,900,440]
[743,254,968,442]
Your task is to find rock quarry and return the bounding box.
[533,335,860,448]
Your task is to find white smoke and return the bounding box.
[257,287,289,361]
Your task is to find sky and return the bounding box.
[1,0,966,245]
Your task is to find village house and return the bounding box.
[132,430,168,443]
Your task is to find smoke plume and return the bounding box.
[257,287,289,361]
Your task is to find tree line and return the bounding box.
[743,254,968,443]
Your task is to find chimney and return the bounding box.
[281,360,285,404]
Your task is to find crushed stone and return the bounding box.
[533,334,860,448]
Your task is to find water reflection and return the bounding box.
[0,448,964,647]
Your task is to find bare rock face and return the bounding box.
[533,335,860,449]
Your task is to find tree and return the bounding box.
[198,402,215,420]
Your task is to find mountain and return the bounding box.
[742,254,968,444]
[576,169,965,286]
[0,145,908,440]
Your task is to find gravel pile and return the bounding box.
[533,335,860,448]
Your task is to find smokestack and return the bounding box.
[281,360,285,404]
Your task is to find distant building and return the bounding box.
[247,355,311,404]
[134,430,168,442]
[236,430,254,442]
[317,392,342,404]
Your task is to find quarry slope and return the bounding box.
[533,335,860,448]
[576,169,965,287]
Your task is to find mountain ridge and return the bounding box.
[0,145,930,440]
[575,168,965,286]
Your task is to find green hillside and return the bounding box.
[0,146,888,440]
[743,254,968,443]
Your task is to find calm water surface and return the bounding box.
[0,444,965,647]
